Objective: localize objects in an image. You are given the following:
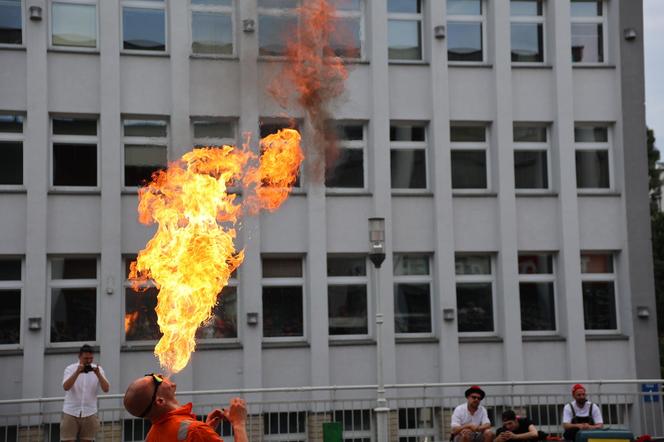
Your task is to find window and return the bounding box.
[388,0,422,61]
[447,0,484,62]
[580,252,617,331]
[450,124,489,190]
[329,0,363,59]
[123,118,168,188]
[195,277,238,340]
[51,0,97,48]
[0,114,23,186]
[327,256,368,337]
[390,122,427,190]
[398,407,439,442]
[263,411,306,442]
[333,410,371,442]
[518,253,556,332]
[455,254,494,333]
[192,118,236,147]
[0,258,22,346]
[514,124,549,190]
[260,119,301,188]
[51,117,98,187]
[325,123,365,190]
[124,257,160,342]
[510,0,544,63]
[190,0,234,55]
[262,257,304,339]
[570,0,606,63]
[394,254,432,334]
[258,0,298,57]
[0,0,22,45]
[575,125,610,189]
[122,0,166,52]
[50,257,98,343]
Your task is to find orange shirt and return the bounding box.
[146,403,223,442]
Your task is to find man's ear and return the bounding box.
[155,396,166,406]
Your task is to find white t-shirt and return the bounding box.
[451,404,491,428]
[62,362,105,417]
[562,401,603,424]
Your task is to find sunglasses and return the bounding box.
[469,395,482,400]
[139,373,164,418]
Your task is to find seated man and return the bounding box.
[562,384,603,441]
[451,385,495,442]
[124,373,248,442]
[495,410,539,442]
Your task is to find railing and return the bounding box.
[0,380,662,441]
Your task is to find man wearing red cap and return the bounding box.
[451,386,494,442]
[562,384,603,441]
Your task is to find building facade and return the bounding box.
[0,0,658,415]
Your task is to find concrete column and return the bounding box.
[169,0,192,158]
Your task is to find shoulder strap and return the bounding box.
[569,402,577,418]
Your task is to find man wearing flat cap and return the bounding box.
[562,384,603,441]
[451,385,494,442]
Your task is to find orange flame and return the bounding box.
[130,129,303,373]
[124,311,140,334]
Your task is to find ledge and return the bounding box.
[0,348,23,356]
[329,339,376,347]
[395,336,439,344]
[47,48,100,55]
[190,54,239,61]
[512,64,553,69]
[259,57,370,65]
[262,340,310,349]
[585,334,629,341]
[0,45,26,52]
[326,191,373,197]
[389,60,429,66]
[121,343,156,352]
[448,63,493,68]
[194,342,243,351]
[577,191,621,197]
[516,192,559,198]
[452,192,498,198]
[522,335,566,342]
[46,345,100,355]
[120,51,170,58]
[459,335,503,343]
[0,188,27,194]
[572,64,616,69]
[392,191,434,197]
[48,189,101,195]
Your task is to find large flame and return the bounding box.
[130,129,303,373]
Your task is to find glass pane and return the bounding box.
[580,253,613,273]
[260,121,298,138]
[389,0,421,13]
[332,0,361,11]
[335,124,363,141]
[0,289,21,344]
[124,145,167,187]
[53,118,97,136]
[394,283,431,333]
[571,23,603,63]
[192,11,233,54]
[52,258,97,279]
[262,286,303,337]
[192,0,232,5]
[457,283,494,332]
[391,149,426,189]
[520,282,556,331]
[328,285,368,335]
[575,150,609,188]
[388,20,422,60]
[574,126,608,142]
[330,16,361,58]
[394,255,429,275]
[455,255,491,275]
[571,0,602,17]
[53,144,97,186]
[447,22,483,62]
[582,281,617,330]
[518,253,553,274]
[52,3,96,48]
[262,258,302,277]
[259,14,296,56]
[123,8,166,51]
[193,120,235,139]
[514,150,548,189]
[258,0,298,8]
[511,23,543,62]
[450,126,485,142]
[327,257,366,276]
[0,114,23,133]
[391,124,425,142]
[124,120,167,137]
[51,288,96,342]
[124,287,161,341]
[447,0,481,15]
[0,260,21,280]
[0,142,22,185]
[0,0,22,45]
[325,148,364,188]
[451,150,487,189]
[196,286,237,339]
[514,125,546,142]
[511,0,542,16]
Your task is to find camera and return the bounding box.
[82,364,94,373]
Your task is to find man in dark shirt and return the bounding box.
[496,410,539,442]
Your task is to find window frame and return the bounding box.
[325,121,367,193]
[390,121,429,193]
[574,123,612,192]
[0,257,23,349]
[450,123,491,193]
[447,0,487,65]
[397,406,440,442]
[120,0,168,54]
[263,410,307,442]
[455,253,496,337]
[0,0,25,48]
[518,252,558,336]
[570,0,608,65]
[393,253,434,338]
[510,0,545,65]
[122,117,169,190]
[327,255,371,341]
[196,275,240,343]
[387,0,423,62]
[513,123,551,193]
[189,0,236,58]
[49,0,99,52]
[50,115,100,191]
[47,255,99,347]
[191,117,238,147]
[580,251,619,334]
[259,117,304,192]
[0,113,25,190]
[257,0,299,59]
[261,256,307,343]
[330,0,365,61]
[122,255,160,345]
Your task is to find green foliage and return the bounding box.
[648,129,661,214]
[648,128,664,377]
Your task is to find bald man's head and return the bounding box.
[124,376,155,417]
[123,375,178,420]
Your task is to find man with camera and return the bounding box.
[61,344,110,441]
